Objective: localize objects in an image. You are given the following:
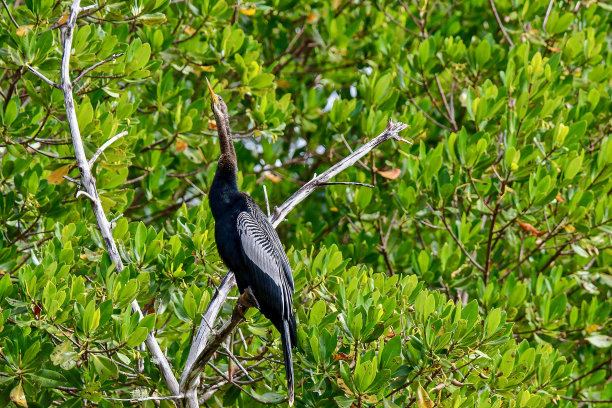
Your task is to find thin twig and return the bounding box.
[319,181,375,188]
[408,97,452,132]
[427,203,486,273]
[80,4,97,12]
[75,190,95,201]
[88,131,128,167]
[185,177,206,197]
[565,356,612,387]
[488,0,514,47]
[339,134,369,169]
[25,64,59,88]
[542,0,555,33]
[559,396,612,404]
[105,395,184,402]
[270,120,408,227]
[434,74,457,131]
[383,9,421,37]
[1,0,19,28]
[207,363,282,405]
[220,342,254,382]
[74,53,124,84]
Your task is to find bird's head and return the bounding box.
[206,78,228,124]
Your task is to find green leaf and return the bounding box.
[135,222,147,260]
[349,312,363,340]
[137,314,157,331]
[4,98,18,126]
[418,40,430,63]
[485,308,501,338]
[138,13,168,26]
[129,43,152,72]
[83,299,100,335]
[249,73,274,89]
[29,370,66,387]
[462,300,479,330]
[126,327,150,347]
[475,40,491,66]
[587,335,612,348]
[77,100,94,129]
[380,335,402,369]
[423,293,435,322]
[571,244,588,258]
[257,393,285,403]
[184,289,197,319]
[91,355,118,380]
[564,156,582,180]
[0,273,13,301]
[309,300,326,327]
[374,73,392,102]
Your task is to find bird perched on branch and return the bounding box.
[206,78,297,405]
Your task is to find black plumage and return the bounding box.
[206,79,297,405]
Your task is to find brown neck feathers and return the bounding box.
[215,112,237,170]
[219,117,235,156]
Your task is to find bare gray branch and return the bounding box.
[59,0,181,400]
[88,131,128,167]
[25,64,59,89]
[74,52,125,84]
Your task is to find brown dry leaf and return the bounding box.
[417,384,434,408]
[556,193,565,202]
[47,166,70,184]
[377,168,401,180]
[10,382,28,407]
[207,120,217,130]
[336,378,353,395]
[57,13,69,25]
[239,7,256,16]
[277,79,291,88]
[16,25,33,36]
[363,394,377,403]
[183,25,196,35]
[264,173,282,183]
[175,139,188,153]
[564,224,575,233]
[334,352,351,361]
[585,324,600,334]
[517,220,544,237]
[306,13,318,23]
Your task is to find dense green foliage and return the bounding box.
[1,0,611,407]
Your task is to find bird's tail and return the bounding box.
[281,319,295,406]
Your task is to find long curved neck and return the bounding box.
[218,113,236,163]
[210,113,239,217]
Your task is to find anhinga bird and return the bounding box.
[206,79,297,405]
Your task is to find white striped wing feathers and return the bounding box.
[237,208,294,318]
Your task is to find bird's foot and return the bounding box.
[237,287,259,314]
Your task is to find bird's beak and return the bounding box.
[206,78,219,104]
